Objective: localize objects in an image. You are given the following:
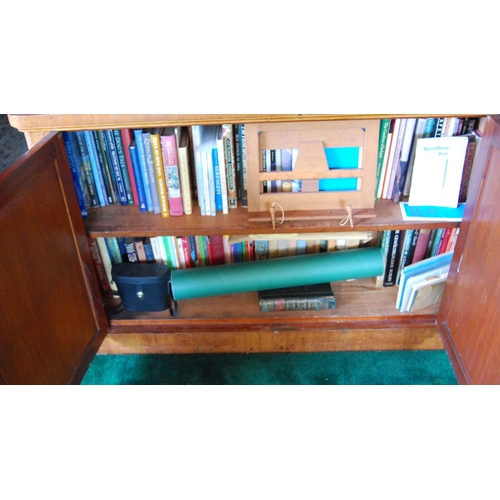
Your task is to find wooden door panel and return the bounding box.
[0,134,107,384]
[438,116,500,384]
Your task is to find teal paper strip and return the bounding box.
[170,247,383,300]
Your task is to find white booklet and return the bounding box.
[408,136,469,208]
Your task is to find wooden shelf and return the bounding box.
[84,198,460,237]
[108,278,438,332]
[101,278,442,354]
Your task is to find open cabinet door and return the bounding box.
[437,116,500,384]
[0,133,108,384]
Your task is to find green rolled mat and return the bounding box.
[170,247,384,301]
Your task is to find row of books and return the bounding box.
[89,232,372,294]
[377,227,459,288]
[375,116,483,205]
[63,124,248,219]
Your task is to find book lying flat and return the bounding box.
[400,202,465,221]
[259,283,335,312]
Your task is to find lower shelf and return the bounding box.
[99,279,444,354]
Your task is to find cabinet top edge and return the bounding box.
[7,114,488,133]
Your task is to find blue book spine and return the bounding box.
[133,129,153,211]
[142,131,160,214]
[62,132,89,217]
[104,130,127,205]
[83,130,107,206]
[129,141,147,212]
[143,238,155,262]
[74,131,99,207]
[212,147,223,211]
[113,130,134,205]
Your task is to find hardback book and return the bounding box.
[237,124,247,207]
[161,127,183,216]
[150,128,170,218]
[190,125,206,215]
[198,126,218,216]
[176,127,193,215]
[381,119,404,199]
[128,140,147,212]
[120,128,139,206]
[133,129,154,212]
[74,131,99,208]
[402,118,427,197]
[112,129,134,205]
[376,125,393,199]
[62,131,90,217]
[258,283,336,312]
[96,237,118,291]
[408,136,469,208]
[383,118,407,199]
[222,124,238,208]
[458,133,479,203]
[105,237,123,265]
[134,237,147,263]
[208,235,225,266]
[103,129,128,205]
[395,229,418,285]
[88,237,111,291]
[83,130,108,206]
[143,237,155,263]
[383,229,403,287]
[142,129,161,214]
[125,237,138,262]
[215,126,229,213]
[93,130,117,205]
[374,119,391,201]
[392,118,417,202]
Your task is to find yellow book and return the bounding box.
[150,128,170,217]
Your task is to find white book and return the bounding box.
[216,126,229,214]
[191,126,205,215]
[408,136,469,208]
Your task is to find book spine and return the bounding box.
[93,130,116,204]
[62,132,89,217]
[142,132,161,214]
[74,131,99,207]
[133,129,153,211]
[120,129,139,206]
[105,237,123,264]
[212,147,223,212]
[260,296,336,312]
[83,130,107,206]
[104,129,128,205]
[216,133,229,214]
[222,124,238,208]
[374,119,391,202]
[88,237,111,291]
[383,230,399,286]
[143,237,155,262]
[96,237,117,291]
[125,237,138,262]
[128,142,147,212]
[177,128,193,215]
[237,124,247,206]
[113,129,134,205]
[161,133,183,216]
[150,132,170,218]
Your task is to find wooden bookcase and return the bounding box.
[4,113,500,384]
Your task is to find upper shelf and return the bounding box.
[8,114,476,133]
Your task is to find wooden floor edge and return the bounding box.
[98,328,444,354]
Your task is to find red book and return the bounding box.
[209,235,225,266]
[161,128,184,216]
[180,237,193,268]
[411,229,431,264]
[88,237,111,291]
[120,129,139,205]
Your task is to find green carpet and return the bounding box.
[81,350,458,385]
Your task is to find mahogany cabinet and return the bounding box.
[2,114,498,384]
